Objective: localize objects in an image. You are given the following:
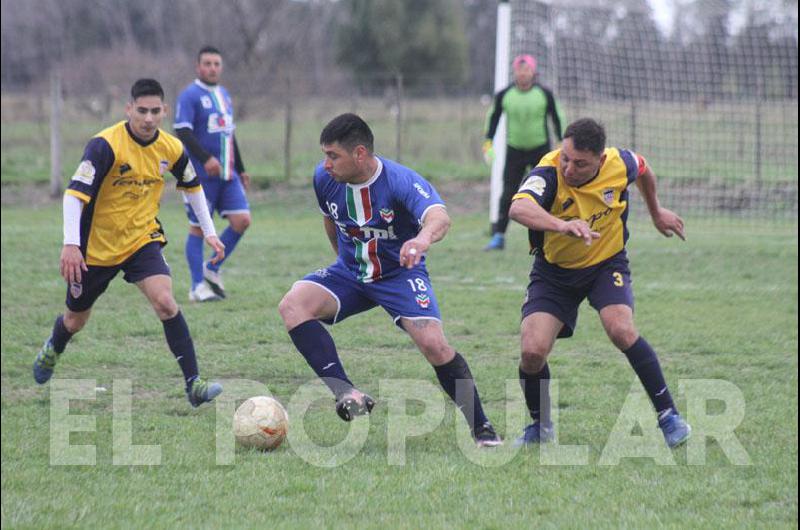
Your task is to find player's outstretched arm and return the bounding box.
[183,188,226,262]
[510,196,599,245]
[400,206,450,268]
[635,166,686,241]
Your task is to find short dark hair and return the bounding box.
[198,46,222,61]
[130,78,164,101]
[564,118,606,155]
[320,113,374,153]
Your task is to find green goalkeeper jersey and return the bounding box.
[485,83,565,150]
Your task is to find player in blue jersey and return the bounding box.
[175,46,251,302]
[32,79,224,407]
[278,113,502,447]
[508,118,690,448]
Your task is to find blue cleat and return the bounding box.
[483,233,505,251]
[33,338,58,384]
[514,421,555,447]
[186,378,223,407]
[659,411,691,448]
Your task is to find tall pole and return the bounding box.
[489,0,511,229]
[50,72,63,198]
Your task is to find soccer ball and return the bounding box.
[233,396,289,451]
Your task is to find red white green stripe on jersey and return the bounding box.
[209,87,234,181]
[346,185,372,226]
[353,238,381,282]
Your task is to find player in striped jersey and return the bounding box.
[278,114,502,446]
[175,46,251,302]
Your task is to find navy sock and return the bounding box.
[433,352,490,433]
[185,233,205,288]
[207,227,242,272]
[623,336,676,417]
[162,311,199,390]
[519,364,551,426]
[50,314,73,354]
[288,320,353,397]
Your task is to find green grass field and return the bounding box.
[1,190,797,528]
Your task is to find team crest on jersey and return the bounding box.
[159,160,169,176]
[201,96,212,109]
[415,293,431,309]
[603,188,615,205]
[70,282,82,299]
[379,208,395,223]
[72,160,96,186]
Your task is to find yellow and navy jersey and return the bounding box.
[512,147,647,269]
[65,121,202,266]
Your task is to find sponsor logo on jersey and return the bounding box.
[415,293,431,309]
[336,222,398,241]
[72,160,96,186]
[520,175,546,196]
[207,112,235,134]
[603,188,615,205]
[413,183,431,199]
[379,208,395,223]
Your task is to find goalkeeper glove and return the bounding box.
[482,140,495,165]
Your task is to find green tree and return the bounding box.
[335,0,468,90]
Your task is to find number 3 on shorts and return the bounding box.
[612,272,624,287]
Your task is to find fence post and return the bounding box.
[630,99,637,151]
[395,72,403,162]
[284,76,293,182]
[754,100,762,184]
[50,72,63,198]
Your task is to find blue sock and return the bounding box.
[185,233,204,288]
[207,227,242,272]
[519,364,551,426]
[50,314,73,354]
[162,311,199,390]
[288,320,353,397]
[623,336,676,417]
[433,352,490,433]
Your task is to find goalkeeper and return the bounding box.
[483,54,565,251]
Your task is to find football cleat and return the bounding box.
[335,389,375,422]
[202,261,226,299]
[483,233,505,251]
[33,338,58,384]
[189,281,222,303]
[513,421,555,447]
[659,411,692,448]
[473,422,503,447]
[186,378,223,407]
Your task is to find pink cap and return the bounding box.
[512,54,537,73]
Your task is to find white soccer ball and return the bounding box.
[233,396,289,451]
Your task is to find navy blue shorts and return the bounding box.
[521,251,634,338]
[65,242,171,312]
[184,175,249,225]
[297,261,441,327]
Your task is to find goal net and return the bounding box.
[496,0,798,226]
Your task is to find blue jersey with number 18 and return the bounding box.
[313,157,445,283]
